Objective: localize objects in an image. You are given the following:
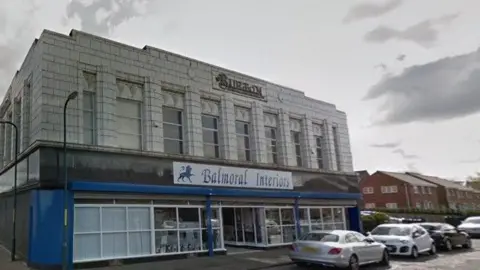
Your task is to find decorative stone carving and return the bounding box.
[235,106,250,122]
[313,123,323,136]
[290,118,301,132]
[162,91,184,109]
[116,80,143,101]
[201,99,220,116]
[264,113,277,127]
[82,72,96,92]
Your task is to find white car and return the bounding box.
[368,223,436,258]
[457,216,480,237]
[289,230,389,269]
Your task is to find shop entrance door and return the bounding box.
[221,207,266,247]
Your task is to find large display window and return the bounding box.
[73,204,223,262]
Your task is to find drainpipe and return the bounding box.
[404,184,411,209]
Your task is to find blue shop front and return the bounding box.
[0,145,362,269]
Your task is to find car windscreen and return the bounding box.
[419,224,442,231]
[300,232,339,242]
[371,226,411,236]
[463,218,480,224]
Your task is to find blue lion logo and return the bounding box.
[177,165,194,183]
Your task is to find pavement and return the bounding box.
[4,241,480,270]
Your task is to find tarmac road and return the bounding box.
[269,239,480,270]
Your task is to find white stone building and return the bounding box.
[0,29,353,172]
[0,30,360,268]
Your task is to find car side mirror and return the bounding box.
[364,237,375,243]
[412,232,420,238]
[364,231,371,236]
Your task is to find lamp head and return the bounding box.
[67,91,79,100]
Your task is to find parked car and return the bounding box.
[368,223,436,258]
[457,216,480,237]
[289,230,389,270]
[418,222,472,251]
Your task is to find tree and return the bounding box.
[466,172,480,190]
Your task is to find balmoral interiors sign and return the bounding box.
[212,71,265,99]
[173,162,293,190]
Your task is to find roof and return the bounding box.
[379,171,437,187]
[376,223,417,228]
[408,173,478,192]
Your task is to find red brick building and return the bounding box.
[408,172,480,211]
[360,171,439,210]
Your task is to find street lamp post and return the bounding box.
[62,91,78,270]
[0,120,18,261]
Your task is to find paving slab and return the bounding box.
[0,246,30,270]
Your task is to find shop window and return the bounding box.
[315,136,325,169]
[235,121,251,161]
[291,131,302,166]
[265,127,278,164]
[201,208,222,249]
[298,208,310,235]
[163,107,184,154]
[265,208,281,244]
[280,208,295,243]
[116,98,142,149]
[73,206,152,262]
[309,208,322,231]
[321,208,334,230]
[202,115,220,158]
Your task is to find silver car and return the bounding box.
[289,230,389,270]
[457,216,480,237]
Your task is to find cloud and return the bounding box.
[0,0,37,95]
[458,157,480,164]
[407,162,420,172]
[364,47,480,125]
[392,149,418,159]
[370,141,401,148]
[343,0,403,23]
[65,0,157,36]
[364,13,459,47]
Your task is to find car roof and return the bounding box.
[309,230,355,236]
[465,216,480,220]
[376,223,416,228]
[418,222,443,226]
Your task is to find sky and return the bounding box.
[1,0,480,180]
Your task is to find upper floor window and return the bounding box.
[315,136,324,169]
[116,80,143,150]
[421,186,426,194]
[362,187,374,194]
[291,131,302,166]
[332,125,341,170]
[163,107,184,154]
[236,121,251,161]
[83,91,96,145]
[427,187,432,194]
[202,115,219,158]
[116,98,142,149]
[381,186,397,194]
[264,113,278,164]
[413,186,419,194]
[457,191,464,198]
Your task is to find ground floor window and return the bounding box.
[73,205,223,262]
[73,204,347,262]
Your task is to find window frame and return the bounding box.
[83,91,97,145]
[116,98,143,150]
[314,135,324,169]
[162,107,184,154]
[291,131,302,166]
[264,126,278,164]
[235,120,251,161]
[201,114,220,158]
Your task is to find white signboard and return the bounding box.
[173,162,293,190]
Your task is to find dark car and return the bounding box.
[418,222,472,251]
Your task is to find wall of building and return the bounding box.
[360,173,410,209]
[0,29,353,173]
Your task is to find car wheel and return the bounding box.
[379,249,390,266]
[410,246,419,258]
[347,255,359,270]
[463,238,472,249]
[444,239,453,251]
[429,243,437,255]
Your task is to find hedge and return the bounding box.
[364,207,480,216]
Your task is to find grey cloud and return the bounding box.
[0,0,37,95]
[364,47,480,125]
[392,149,418,159]
[458,157,480,164]
[364,13,459,47]
[370,141,401,148]
[343,0,403,23]
[65,0,157,36]
[407,162,420,172]
[397,54,406,61]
